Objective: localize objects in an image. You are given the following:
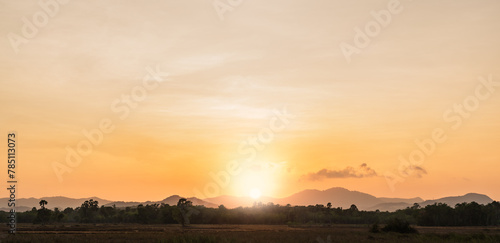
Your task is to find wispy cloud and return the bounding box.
[303,163,377,181]
[412,166,427,178]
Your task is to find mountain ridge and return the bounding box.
[1,188,494,212]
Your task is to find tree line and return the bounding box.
[1,199,499,226]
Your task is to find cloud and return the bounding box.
[303,163,377,181]
[412,166,427,178]
[398,165,427,178]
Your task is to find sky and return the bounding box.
[1,0,499,202]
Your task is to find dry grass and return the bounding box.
[0,224,499,242]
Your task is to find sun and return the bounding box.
[249,188,261,199]
[232,161,286,198]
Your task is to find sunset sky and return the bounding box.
[1,0,499,202]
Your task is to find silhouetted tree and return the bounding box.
[176,198,198,226]
[418,203,454,226]
[411,203,420,210]
[53,208,64,223]
[349,204,358,212]
[137,204,160,224]
[10,199,500,226]
[35,200,51,224]
[39,200,48,209]
[80,199,99,222]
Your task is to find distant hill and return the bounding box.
[1,189,494,212]
[0,195,216,212]
[420,193,493,207]
[100,195,218,208]
[204,195,276,208]
[159,195,218,208]
[205,187,421,210]
[0,196,111,211]
[206,188,383,209]
[378,197,424,204]
[368,202,412,212]
[366,197,424,212]
[0,206,31,212]
[367,193,493,212]
[205,188,494,212]
[275,187,382,210]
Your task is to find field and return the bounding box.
[1,224,500,242]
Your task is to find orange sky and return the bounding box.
[1,0,499,202]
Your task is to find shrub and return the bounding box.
[369,223,380,233]
[382,218,418,234]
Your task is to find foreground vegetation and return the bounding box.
[2,199,500,227]
[2,199,500,242]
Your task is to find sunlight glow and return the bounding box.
[250,188,261,199]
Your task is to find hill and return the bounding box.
[0,196,111,211]
[205,188,494,211]
[1,189,494,212]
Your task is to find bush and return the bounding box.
[382,218,418,234]
[369,223,380,233]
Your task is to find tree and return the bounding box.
[80,199,99,222]
[137,204,160,224]
[455,201,484,226]
[418,203,454,226]
[349,204,358,212]
[35,200,51,224]
[327,202,332,209]
[53,208,64,223]
[176,198,198,226]
[159,204,176,224]
[39,200,48,209]
[411,203,420,210]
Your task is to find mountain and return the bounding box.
[378,197,424,204]
[0,195,216,212]
[205,187,402,210]
[0,206,31,212]
[204,188,494,212]
[0,196,111,212]
[160,195,217,207]
[366,197,424,211]
[274,187,382,210]
[204,195,275,208]
[0,189,494,212]
[420,193,493,207]
[364,193,493,212]
[368,202,412,212]
[101,195,218,208]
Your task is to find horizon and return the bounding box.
[8,186,499,204]
[1,0,500,205]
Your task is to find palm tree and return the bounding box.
[39,200,48,209]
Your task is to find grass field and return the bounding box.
[1,224,499,242]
